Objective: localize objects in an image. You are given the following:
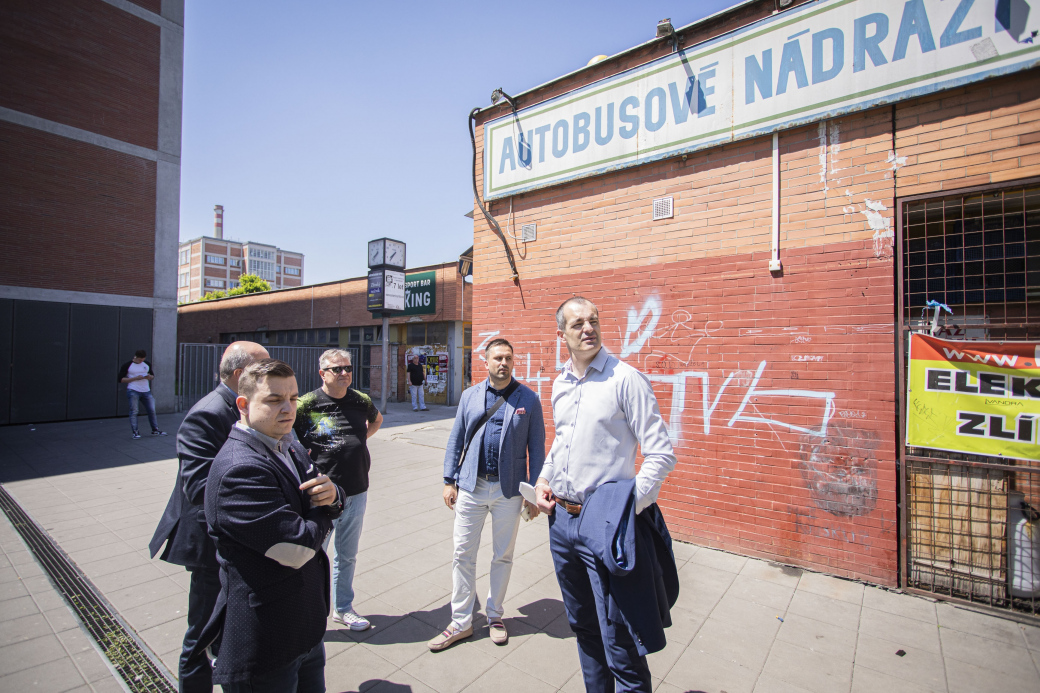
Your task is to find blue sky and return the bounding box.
[179,0,739,284]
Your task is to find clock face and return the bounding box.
[368,240,384,267]
[386,240,405,268]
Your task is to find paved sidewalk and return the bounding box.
[0,402,1038,692]
[0,507,125,692]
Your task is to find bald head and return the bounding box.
[220,341,270,392]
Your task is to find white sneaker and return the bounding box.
[333,609,371,631]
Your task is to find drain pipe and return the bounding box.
[769,131,783,273]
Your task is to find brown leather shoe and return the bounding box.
[427,624,473,651]
[488,619,508,645]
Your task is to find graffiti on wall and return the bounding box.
[486,291,890,535]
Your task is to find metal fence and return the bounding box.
[177,344,330,411]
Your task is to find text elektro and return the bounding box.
[924,369,1040,399]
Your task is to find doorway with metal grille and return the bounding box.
[898,181,1040,619]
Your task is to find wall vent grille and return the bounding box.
[653,197,674,220]
[521,224,537,242]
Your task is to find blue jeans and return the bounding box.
[549,509,652,693]
[221,641,325,693]
[127,389,159,433]
[328,491,366,613]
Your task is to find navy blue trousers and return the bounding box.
[180,566,221,693]
[221,642,326,693]
[548,509,652,693]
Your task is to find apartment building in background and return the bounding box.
[177,205,304,302]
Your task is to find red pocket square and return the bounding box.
[515,407,527,415]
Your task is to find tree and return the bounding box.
[233,274,271,295]
[194,274,270,302]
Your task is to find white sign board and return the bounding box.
[484,0,1040,200]
[384,270,405,311]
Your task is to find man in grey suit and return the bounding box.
[149,341,269,692]
[429,338,545,651]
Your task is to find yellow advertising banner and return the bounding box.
[906,334,1040,461]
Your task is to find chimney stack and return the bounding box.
[214,205,224,239]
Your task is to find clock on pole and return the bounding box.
[367,238,406,415]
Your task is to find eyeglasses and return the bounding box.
[323,365,352,374]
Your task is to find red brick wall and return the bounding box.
[471,102,901,583]
[0,121,157,296]
[896,72,1040,196]
[0,0,161,150]
[469,51,1040,585]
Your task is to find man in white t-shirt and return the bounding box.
[118,349,167,439]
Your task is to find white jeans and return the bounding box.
[450,477,523,630]
[411,384,425,410]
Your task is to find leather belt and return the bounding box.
[556,497,583,516]
[477,473,499,482]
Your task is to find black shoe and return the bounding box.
[152,430,167,436]
[132,431,142,439]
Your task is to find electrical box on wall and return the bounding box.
[521,224,537,242]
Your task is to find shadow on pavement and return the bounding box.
[0,412,184,483]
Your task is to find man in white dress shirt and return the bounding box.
[535,296,677,693]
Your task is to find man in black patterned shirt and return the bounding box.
[294,349,382,632]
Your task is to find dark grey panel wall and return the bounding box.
[11,301,70,424]
[68,305,120,420]
[116,308,153,416]
[0,300,11,425]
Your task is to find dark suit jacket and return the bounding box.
[195,426,343,685]
[149,384,238,568]
[579,479,679,656]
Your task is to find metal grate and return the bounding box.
[0,485,177,692]
[905,456,1039,616]
[521,223,537,242]
[652,196,674,220]
[902,186,1040,327]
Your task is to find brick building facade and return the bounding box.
[0,0,183,423]
[177,261,474,405]
[470,0,1040,591]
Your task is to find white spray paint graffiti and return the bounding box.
[886,150,907,171]
[475,331,501,362]
[621,296,661,358]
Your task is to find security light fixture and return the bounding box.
[656,18,679,52]
[490,88,517,109]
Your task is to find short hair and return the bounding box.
[484,338,513,354]
[555,296,597,330]
[134,349,147,358]
[220,344,260,382]
[319,348,352,370]
[238,359,295,401]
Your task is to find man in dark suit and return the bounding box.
[149,341,269,692]
[196,358,343,692]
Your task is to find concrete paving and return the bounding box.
[1,402,1039,693]
[0,504,126,692]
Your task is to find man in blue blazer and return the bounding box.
[195,359,343,692]
[429,338,545,651]
[149,341,268,693]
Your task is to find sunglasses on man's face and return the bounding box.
[324,365,352,374]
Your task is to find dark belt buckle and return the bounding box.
[560,498,582,516]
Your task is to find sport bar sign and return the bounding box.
[906,334,1040,460]
[484,0,1040,200]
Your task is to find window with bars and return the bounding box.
[902,186,1040,325]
